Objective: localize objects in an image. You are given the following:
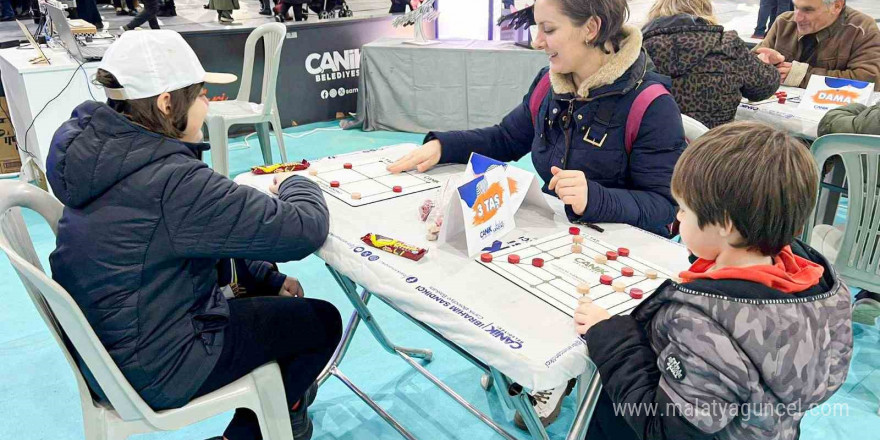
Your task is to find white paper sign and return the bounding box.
[449,167,516,256]
[798,75,874,121]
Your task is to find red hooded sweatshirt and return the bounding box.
[679,246,825,294]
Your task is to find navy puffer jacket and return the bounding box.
[429,26,686,235]
[47,101,330,409]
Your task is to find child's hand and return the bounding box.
[548,166,588,215]
[574,296,611,335]
[269,172,298,195]
[279,276,305,298]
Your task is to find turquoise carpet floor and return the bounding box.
[1,121,878,439]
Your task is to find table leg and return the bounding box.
[322,264,523,440]
[566,367,602,440]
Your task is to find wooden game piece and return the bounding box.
[646,270,658,280]
[343,163,353,169]
[599,274,613,285]
[778,97,786,104]
[330,181,340,188]
[606,251,618,261]
[617,247,629,257]
[572,235,584,244]
[507,254,520,264]
[594,255,608,264]
[621,267,634,277]
[576,284,590,295]
[629,288,644,300]
[351,192,362,200]
[612,280,626,292]
[569,226,581,235]
[571,244,582,253]
[531,258,544,267]
[393,186,403,193]
[308,169,319,176]
[481,253,493,263]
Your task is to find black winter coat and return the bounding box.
[47,101,330,409]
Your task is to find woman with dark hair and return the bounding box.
[389,0,687,427]
[47,31,341,440]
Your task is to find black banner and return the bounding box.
[183,16,404,128]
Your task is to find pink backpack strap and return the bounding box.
[529,73,552,125]
[624,83,671,154]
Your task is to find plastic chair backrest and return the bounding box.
[0,180,157,422]
[805,134,880,292]
[681,114,709,143]
[235,23,288,115]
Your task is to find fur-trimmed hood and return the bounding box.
[549,25,644,99]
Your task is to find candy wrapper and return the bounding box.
[251,160,311,175]
[361,233,428,261]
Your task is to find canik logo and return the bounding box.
[573,257,607,274]
[306,49,361,83]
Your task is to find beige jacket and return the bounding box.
[755,6,880,90]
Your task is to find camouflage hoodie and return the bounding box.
[583,240,853,439]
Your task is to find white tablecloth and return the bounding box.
[736,85,880,140]
[235,144,690,391]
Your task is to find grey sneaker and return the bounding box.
[513,379,576,431]
[290,382,318,440]
[854,290,880,326]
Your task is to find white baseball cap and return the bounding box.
[98,30,237,101]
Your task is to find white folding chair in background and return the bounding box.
[681,114,709,143]
[204,23,289,176]
[0,180,294,440]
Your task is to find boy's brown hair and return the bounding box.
[671,121,819,256]
[95,69,204,140]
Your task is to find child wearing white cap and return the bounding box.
[47,30,339,440]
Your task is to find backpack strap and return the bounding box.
[624,83,670,154]
[529,72,552,125]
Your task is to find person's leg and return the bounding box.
[1,0,15,19]
[124,0,159,29]
[75,0,104,28]
[585,389,640,440]
[292,4,303,21]
[753,0,774,37]
[194,296,342,439]
[276,2,291,21]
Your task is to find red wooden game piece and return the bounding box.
[330,181,340,188]
[532,258,544,267]
[343,163,353,169]
[508,254,520,264]
[617,247,630,257]
[393,186,403,193]
[480,253,493,263]
[600,274,613,285]
[621,267,634,277]
[629,288,644,300]
[778,97,786,104]
[606,251,618,261]
[569,226,581,235]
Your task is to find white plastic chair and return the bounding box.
[205,23,289,176]
[0,180,294,440]
[681,114,709,143]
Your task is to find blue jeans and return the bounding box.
[1,0,13,18]
[755,0,792,36]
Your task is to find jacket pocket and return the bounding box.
[191,288,229,354]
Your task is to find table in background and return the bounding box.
[0,44,105,185]
[343,37,548,133]
[735,85,880,141]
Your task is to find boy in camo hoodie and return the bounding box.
[574,121,853,440]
